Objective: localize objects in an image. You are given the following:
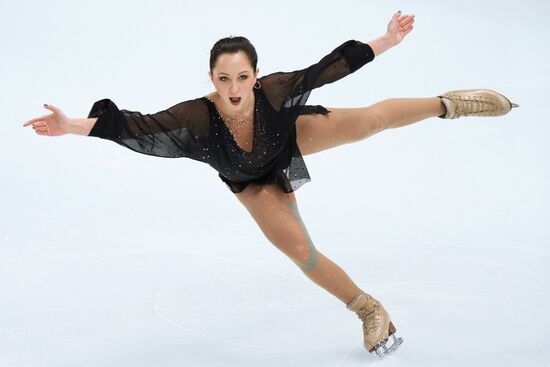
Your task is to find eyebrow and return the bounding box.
[218,71,250,75]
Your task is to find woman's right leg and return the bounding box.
[297,89,517,157]
[370,97,447,130]
[233,182,364,305]
[296,97,447,156]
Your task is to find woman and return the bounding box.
[22,11,517,359]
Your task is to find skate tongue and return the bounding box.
[439,96,456,119]
[346,293,371,312]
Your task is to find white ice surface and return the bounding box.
[2,0,549,366]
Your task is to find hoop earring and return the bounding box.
[254,80,261,89]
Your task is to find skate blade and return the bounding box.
[373,334,403,359]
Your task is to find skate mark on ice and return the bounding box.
[154,243,290,278]
[153,256,281,350]
[154,292,274,351]
[0,328,32,342]
[162,253,259,313]
[335,342,362,366]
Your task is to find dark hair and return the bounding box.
[209,36,258,72]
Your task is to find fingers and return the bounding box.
[400,19,414,30]
[400,23,413,34]
[33,126,50,136]
[397,14,414,34]
[398,15,415,26]
[44,104,61,115]
[398,13,414,19]
[22,103,61,128]
[31,122,48,128]
[22,114,50,127]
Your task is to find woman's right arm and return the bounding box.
[68,117,98,136]
[22,103,94,136]
[23,98,211,162]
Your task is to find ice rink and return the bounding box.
[2,0,549,366]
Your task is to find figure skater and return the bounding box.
[22,11,518,359]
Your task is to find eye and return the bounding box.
[239,75,248,80]
[219,77,228,81]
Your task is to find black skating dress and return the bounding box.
[87,40,375,193]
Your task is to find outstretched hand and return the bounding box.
[22,104,70,137]
[386,11,415,46]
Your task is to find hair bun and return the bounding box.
[209,35,258,72]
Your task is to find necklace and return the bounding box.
[206,92,257,153]
[218,110,253,128]
[210,93,255,129]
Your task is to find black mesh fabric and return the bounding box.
[87,40,375,193]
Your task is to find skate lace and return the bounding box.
[447,94,497,116]
[356,302,381,336]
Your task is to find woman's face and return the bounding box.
[209,51,259,113]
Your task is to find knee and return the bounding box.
[278,238,319,273]
[296,243,319,273]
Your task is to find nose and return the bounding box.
[229,81,239,94]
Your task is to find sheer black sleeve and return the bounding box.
[259,40,375,112]
[87,98,211,162]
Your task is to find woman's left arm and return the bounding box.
[259,11,415,111]
[368,11,415,57]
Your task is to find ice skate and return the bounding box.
[437,89,519,119]
[346,293,403,359]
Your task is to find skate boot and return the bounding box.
[346,292,403,359]
[437,89,519,119]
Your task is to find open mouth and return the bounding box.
[229,97,241,105]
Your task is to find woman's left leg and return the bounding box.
[233,182,365,305]
[296,97,446,156]
[233,182,401,354]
